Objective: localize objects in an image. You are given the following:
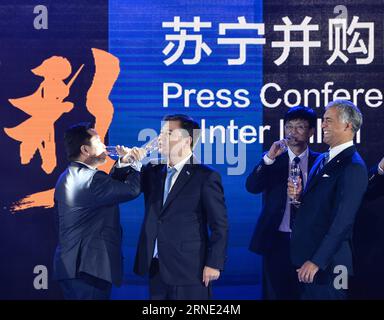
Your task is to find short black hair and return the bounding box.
[64,122,93,161]
[162,114,200,148]
[284,106,317,129]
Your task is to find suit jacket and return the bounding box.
[290,146,368,276]
[246,150,320,255]
[133,157,229,286]
[365,165,384,201]
[53,162,141,286]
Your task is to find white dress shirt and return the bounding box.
[328,140,354,163]
[116,157,142,171]
[74,161,96,170]
[263,147,309,233]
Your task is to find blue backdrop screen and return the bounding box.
[109,0,263,288]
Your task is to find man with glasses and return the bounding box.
[246,106,319,299]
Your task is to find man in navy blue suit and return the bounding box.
[133,114,228,300]
[246,106,319,300]
[289,100,368,300]
[53,123,144,300]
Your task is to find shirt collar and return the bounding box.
[329,140,354,162]
[287,146,308,163]
[74,161,97,170]
[168,152,193,172]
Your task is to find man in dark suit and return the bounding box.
[366,156,384,200]
[53,123,144,300]
[352,156,384,299]
[133,114,228,300]
[289,100,368,300]
[246,106,319,300]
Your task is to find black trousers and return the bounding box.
[298,267,348,300]
[149,258,211,300]
[262,231,299,300]
[299,282,347,300]
[59,272,112,300]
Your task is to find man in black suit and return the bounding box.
[352,156,384,299]
[366,156,384,200]
[289,100,368,300]
[133,114,228,300]
[246,106,319,300]
[53,123,144,300]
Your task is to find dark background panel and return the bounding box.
[264,0,384,299]
[0,0,108,299]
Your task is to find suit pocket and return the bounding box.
[181,240,202,252]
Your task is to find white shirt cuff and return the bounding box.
[378,164,384,175]
[263,154,276,165]
[116,157,142,172]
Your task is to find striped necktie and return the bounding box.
[315,151,330,176]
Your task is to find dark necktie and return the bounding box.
[290,156,303,230]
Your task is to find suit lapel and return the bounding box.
[308,150,319,171]
[276,151,289,180]
[161,164,196,214]
[153,165,167,215]
[304,146,356,194]
[160,156,198,214]
[305,154,326,193]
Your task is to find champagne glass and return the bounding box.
[279,133,293,153]
[289,161,301,205]
[106,137,159,163]
[105,146,120,157]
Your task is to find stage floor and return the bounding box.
[111,285,261,300]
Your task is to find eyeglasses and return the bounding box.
[284,124,309,133]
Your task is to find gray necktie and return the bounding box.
[163,167,177,205]
[153,167,177,258]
